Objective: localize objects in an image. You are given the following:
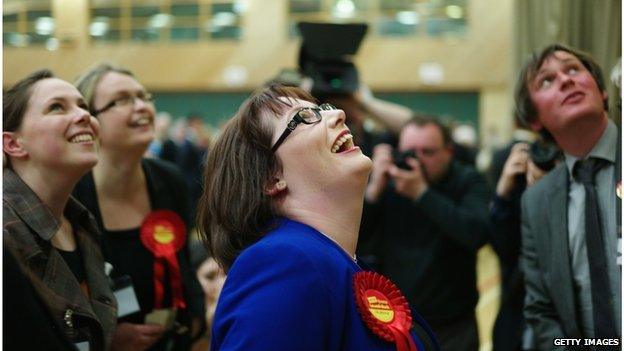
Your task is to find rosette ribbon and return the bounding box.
[353,271,418,351]
[140,210,187,309]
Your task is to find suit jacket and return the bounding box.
[3,169,117,351]
[520,163,581,349]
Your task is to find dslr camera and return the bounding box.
[392,150,417,170]
[529,140,561,172]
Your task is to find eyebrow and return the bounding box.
[535,57,580,77]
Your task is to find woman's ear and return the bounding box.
[2,132,27,159]
[264,178,287,196]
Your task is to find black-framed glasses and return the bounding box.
[92,92,154,116]
[271,103,337,153]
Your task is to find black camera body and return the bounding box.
[529,140,561,172]
[392,150,417,170]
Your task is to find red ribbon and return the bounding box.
[353,271,418,351]
[140,210,187,309]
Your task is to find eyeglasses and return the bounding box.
[92,92,154,116]
[271,103,337,153]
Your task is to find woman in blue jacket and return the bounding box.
[197,84,439,350]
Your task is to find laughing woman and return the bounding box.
[197,84,439,350]
[3,70,116,351]
[73,64,203,351]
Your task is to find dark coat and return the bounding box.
[3,169,117,351]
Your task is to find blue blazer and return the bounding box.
[212,219,439,350]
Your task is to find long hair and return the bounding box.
[196,84,315,271]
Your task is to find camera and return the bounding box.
[392,150,417,170]
[529,140,561,172]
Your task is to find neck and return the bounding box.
[553,113,608,158]
[12,163,82,219]
[281,181,367,258]
[93,148,145,197]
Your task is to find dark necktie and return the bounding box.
[574,158,617,338]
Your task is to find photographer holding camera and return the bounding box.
[361,115,490,351]
[489,139,557,351]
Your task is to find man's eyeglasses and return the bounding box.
[271,103,337,153]
[92,92,154,116]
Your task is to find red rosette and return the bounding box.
[140,210,187,309]
[353,271,418,351]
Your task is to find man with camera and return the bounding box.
[518,44,620,349]
[360,115,490,351]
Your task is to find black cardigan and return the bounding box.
[73,158,204,320]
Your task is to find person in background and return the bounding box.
[145,112,173,159]
[489,141,550,351]
[189,241,225,351]
[361,115,490,351]
[3,69,116,350]
[197,84,438,350]
[517,44,620,348]
[73,63,204,351]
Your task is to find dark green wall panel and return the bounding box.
[154,91,479,128]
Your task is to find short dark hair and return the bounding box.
[196,84,316,271]
[3,69,55,133]
[403,114,453,146]
[514,43,608,127]
[74,63,135,115]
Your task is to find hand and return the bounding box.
[388,157,429,200]
[526,159,547,187]
[110,322,166,351]
[365,144,393,202]
[354,83,374,106]
[496,143,529,198]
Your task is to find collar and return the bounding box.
[564,119,618,179]
[4,169,93,241]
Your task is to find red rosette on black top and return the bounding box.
[353,271,418,351]
[140,210,187,309]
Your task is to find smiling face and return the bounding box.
[528,50,608,137]
[4,78,99,173]
[268,98,372,194]
[92,71,155,151]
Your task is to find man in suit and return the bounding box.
[516,43,620,349]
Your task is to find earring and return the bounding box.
[276,180,286,190]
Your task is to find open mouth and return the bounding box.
[69,133,94,143]
[130,116,152,127]
[331,132,355,153]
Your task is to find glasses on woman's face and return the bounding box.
[92,91,154,116]
[271,103,338,153]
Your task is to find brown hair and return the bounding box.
[3,69,55,133]
[196,84,316,271]
[74,63,134,115]
[404,114,453,146]
[514,43,608,127]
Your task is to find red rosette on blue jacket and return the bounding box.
[353,271,418,351]
[140,210,187,309]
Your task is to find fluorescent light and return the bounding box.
[89,17,109,36]
[149,13,174,28]
[445,5,463,19]
[396,11,419,25]
[35,17,55,35]
[8,33,30,47]
[332,0,355,19]
[45,37,59,51]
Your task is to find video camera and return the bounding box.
[297,22,368,96]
